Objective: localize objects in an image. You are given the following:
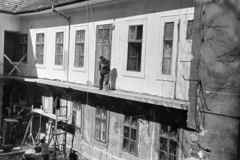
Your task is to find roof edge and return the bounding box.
[0,9,14,15]
[15,0,87,15]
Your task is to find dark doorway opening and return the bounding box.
[4,31,18,76]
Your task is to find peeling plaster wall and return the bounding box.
[189,0,240,160]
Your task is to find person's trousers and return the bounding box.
[99,72,110,89]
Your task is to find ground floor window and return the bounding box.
[72,101,82,133]
[158,123,178,160]
[94,105,107,143]
[123,112,138,155]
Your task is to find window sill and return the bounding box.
[71,67,86,73]
[35,64,46,69]
[122,71,145,79]
[156,74,176,82]
[53,65,65,70]
[92,139,108,148]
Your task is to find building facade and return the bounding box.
[0,0,238,160]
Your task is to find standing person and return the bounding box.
[39,137,49,160]
[98,56,110,90]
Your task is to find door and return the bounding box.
[94,24,112,86]
[4,31,18,75]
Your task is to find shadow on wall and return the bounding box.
[110,68,117,90]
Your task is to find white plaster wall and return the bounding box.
[0,13,21,74]
[17,6,194,101]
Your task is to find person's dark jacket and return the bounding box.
[99,58,110,74]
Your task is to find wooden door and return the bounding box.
[94,24,112,86]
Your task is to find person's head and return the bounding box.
[40,137,46,143]
[99,56,105,62]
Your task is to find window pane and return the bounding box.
[56,32,63,43]
[159,151,168,160]
[130,141,137,153]
[136,25,143,40]
[76,30,85,43]
[131,116,137,126]
[76,110,81,127]
[160,138,167,151]
[123,138,129,151]
[124,126,130,138]
[163,41,172,58]
[96,106,100,117]
[104,28,110,42]
[169,140,177,156]
[186,20,193,40]
[94,128,100,140]
[72,111,76,126]
[128,26,136,40]
[162,59,172,75]
[101,106,107,118]
[95,118,101,129]
[170,126,177,139]
[127,43,142,71]
[160,124,168,136]
[124,115,131,124]
[131,128,137,141]
[79,56,84,67]
[98,29,104,42]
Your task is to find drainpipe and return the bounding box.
[52,6,71,82]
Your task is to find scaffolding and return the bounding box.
[21,105,69,160]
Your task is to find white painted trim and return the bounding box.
[70,24,88,72]
[156,15,179,82]
[33,29,47,68]
[52,27,67,70]
[122,18,147,79]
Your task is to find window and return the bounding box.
[74,30,85,68]
[127,25,143,72]
[123,113,138,155]
[34,91,43,109]
[162,22,174,75]
[55,32,64,66]
[72,101,82,133]
[94,105,107,143]
[36,33,45,64]
[17,34,27,63]
[158,124,178,160]
[186,20,193,40]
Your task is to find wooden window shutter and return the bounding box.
[164,22,174,40]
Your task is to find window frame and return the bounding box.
[53,27,66,70]
[94,105,108,143]
[158,123,179,160]
[157,15,178,81]
[123,19,147,79]
[17,33,28,64]
[71,25,88,72]
[71,100,82,134]
[34,30,47,68]
[122,112,139,156]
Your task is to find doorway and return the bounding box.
[4,31,18,76]
[94,24,112,86]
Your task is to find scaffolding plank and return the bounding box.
[31,109,67,121]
